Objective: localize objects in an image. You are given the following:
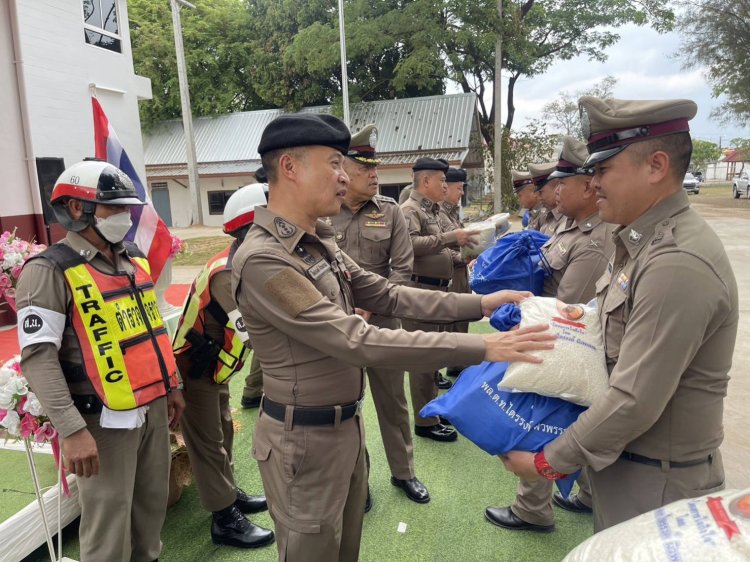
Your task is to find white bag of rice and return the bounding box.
[500,297,609,406]
[564,488,750,562]
[461,213,511,261]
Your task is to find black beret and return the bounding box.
[412,157,449,172]
[258,113,351,156]
[445,167,467,182]
[254,166,267,183]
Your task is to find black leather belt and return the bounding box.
[72,394,103,415]
[620,451,714,469]
[261,396,363,426]
[411,275,451,287]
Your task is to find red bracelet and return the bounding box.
[534,451,567,481]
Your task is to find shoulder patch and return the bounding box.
[265,268,323,318]
[374,194,396,205]
[274,217,297,238]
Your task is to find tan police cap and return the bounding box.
[512,170,534,194]
[528,162,558,192]
[579,96,698,167]
[347,124,379,165]
[549,136,592,179]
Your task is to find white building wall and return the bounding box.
[0,2,29,217]
[13,0,150,211]
[157,175,256,228]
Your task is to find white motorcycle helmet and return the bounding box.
[222,182,268,235]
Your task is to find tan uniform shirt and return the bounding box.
[327,195,413,283]
[541,213,615,303]
[439,202,466,267]
[231,207,487,408]
[17,233,137,438]
[398,184,413,205]
[539,207,567,238]
[400,190,457,279]
[546,191,738,473]
[527,203,545,232]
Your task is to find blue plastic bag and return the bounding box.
[421,361,585,496]
[470,231,551,295]
[489,303,521,332]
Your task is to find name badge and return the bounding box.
[365,221,386,227]
[307,259,331,281]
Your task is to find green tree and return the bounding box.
[678,1,750,125]
[130,0,269,129]
[541,76,617,138]
[690,139,722,174]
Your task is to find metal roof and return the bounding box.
[143,93,480,168]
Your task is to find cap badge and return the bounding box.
[580,103,591,140]
[274,217,296,238]
[628,229,642,244]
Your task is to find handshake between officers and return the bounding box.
[232,112,557,562]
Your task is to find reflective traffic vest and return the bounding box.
[39,243,179,410]
[173,245,249,384]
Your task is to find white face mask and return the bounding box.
[94,212,132,243]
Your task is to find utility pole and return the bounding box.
[170,0,203,226]
[492,0,503,213]
[337,0,350,127]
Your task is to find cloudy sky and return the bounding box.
[486,23,748,147]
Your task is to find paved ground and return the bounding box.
[170,193,750,489]
[692,198,750,490]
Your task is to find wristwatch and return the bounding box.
[534,451,567,481]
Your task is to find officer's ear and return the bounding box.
[66,198,85,220]
[646,150,671,185]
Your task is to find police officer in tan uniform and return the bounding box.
[439,167,471,379]
[512,170,542,230]
[232,113,557,561]
[501,97,738,532]
[16,160,185,561]
[400,158,480,441]
[241,167,268,410]
[327,124,430,504]
[173,184,273,549]
[487,137,614,532]
[530,160,567,237]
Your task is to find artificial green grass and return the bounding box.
[23,321,593,561]
[0,447,59,524]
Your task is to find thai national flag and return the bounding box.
[92,97,172,282]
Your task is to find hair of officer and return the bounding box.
[260,146,309,184]
[626,132,693,182]
[413,170,439,190]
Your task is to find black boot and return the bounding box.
[211,505,275,549]
[235,488,268,514]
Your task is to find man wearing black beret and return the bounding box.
[400,158,481,442]
[439,167,472,380]
[232,113,556,560]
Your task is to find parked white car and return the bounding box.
[683,173,700,194]
[733,170,750,198]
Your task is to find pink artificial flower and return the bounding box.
[10,264,23,280]
[16,394,27,413]
[0,408,6,422]
[0,274,10,289]
[20,412,39,438]
[34,421,57,444]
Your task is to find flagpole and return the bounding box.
[170,0,203,226]
[337,0,350,127]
